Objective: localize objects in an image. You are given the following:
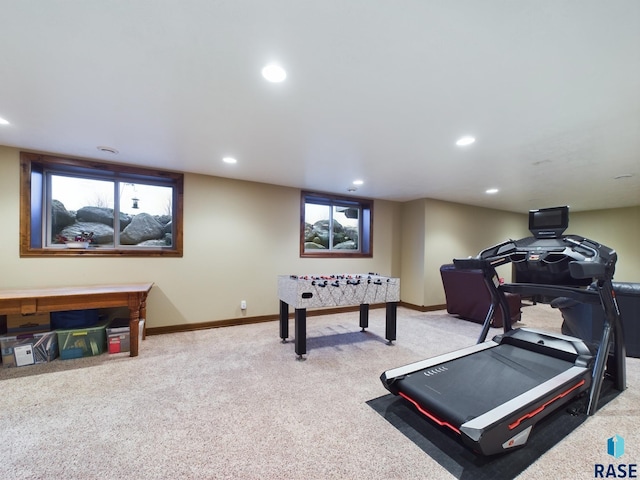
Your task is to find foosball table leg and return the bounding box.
[386,301,398,345]
[279,300,289,343]
[294,308,307,359]
[360,303,370,331]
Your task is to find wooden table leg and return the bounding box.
[140,295,148,341]
[129,310,140,357]
[128,292,146,357]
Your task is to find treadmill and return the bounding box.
[380,206,626,456]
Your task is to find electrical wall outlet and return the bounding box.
[240,300,247,310]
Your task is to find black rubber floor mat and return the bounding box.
[367,383,620,480]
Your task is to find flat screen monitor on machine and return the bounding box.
[529,205,569,238]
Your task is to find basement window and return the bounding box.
[301,191,372,257]
[20,152,184,257]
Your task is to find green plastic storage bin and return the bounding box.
[57,322,107,360]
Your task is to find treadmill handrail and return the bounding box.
[452,258,515,341]
[500,283,601,304]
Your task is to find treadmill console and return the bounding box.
[508,235,615,287]
[477,206,616,287]
[478,234,616,287]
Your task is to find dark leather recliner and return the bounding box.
[552,282,640,358]
[440,264,522,328]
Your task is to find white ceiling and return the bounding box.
[1,1,639,213]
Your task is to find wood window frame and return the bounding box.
[20,151,184,257]
[300,190,373,258]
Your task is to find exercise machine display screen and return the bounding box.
[529,205,569,239]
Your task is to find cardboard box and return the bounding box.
[0,331,59,367]
[7,313,51,334]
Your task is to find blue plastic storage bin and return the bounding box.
[51,309,100,330]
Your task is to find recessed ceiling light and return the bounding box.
[0,117,9,125]
[261,64,287,83]
[353,179,364,185]
[485,188,499,194]
[456,136,476,146]
[97,146,118,154]
[223,157,237,164]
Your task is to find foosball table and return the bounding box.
[278,274,400,359]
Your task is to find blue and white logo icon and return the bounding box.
[608,435,625,459]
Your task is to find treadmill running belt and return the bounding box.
[397,344,574,427]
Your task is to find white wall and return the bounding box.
[570,207,640,283]
[398,199,529,308]
[404,201,640,307]
[423,200,528,306]
[399,199,426,306]
[0,146,400,328]
[1,145,637,327]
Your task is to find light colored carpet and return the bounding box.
[0,305,638,480]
